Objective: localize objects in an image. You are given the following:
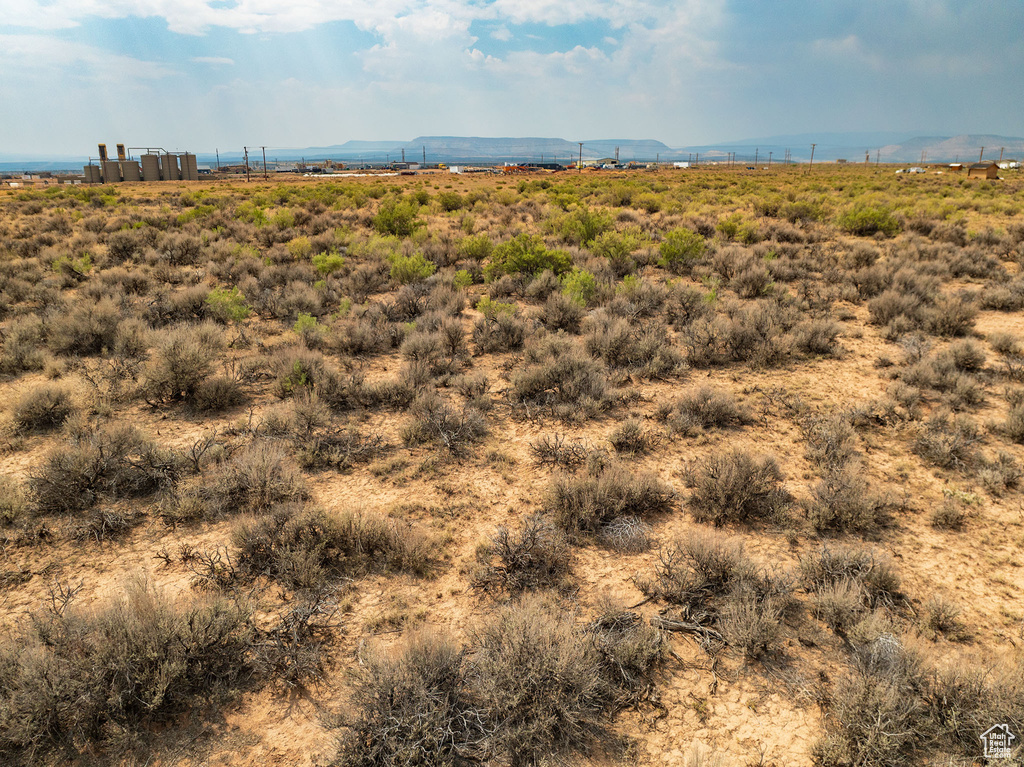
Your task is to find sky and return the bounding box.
[1,0,1023,157]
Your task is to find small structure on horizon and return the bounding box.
[967,160,999,179]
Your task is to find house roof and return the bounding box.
[970,161,998,168]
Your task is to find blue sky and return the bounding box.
[1,0,1022,156]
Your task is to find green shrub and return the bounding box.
[548,207,614,246]
[560,267,597,307]
[312,249,345,275]
[658,228,706,273]
[485,234,572,280]
[373,199,421,237]
[837,204,901,237]
[205,286,251,323]
[437,191,464,211]
[388,251,436,284]
[457,233,494,261]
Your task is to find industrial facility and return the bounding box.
[83,143,199,183]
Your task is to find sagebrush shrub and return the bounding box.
[32,424,177,514]
[547,463,674,534]
[688,449,790,526]
[233,505,431,588]
[472,514,572,594]
[0,582,253,762]
[12,382,75,433]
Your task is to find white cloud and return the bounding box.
[0,34,176,79]
[191,56,235,65]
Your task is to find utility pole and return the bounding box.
[876,149,880,165]
[243,146,250,182]
[755,148,758,165]
[216,149,220,170]
[768,151,772,168]
[423,145,426,165]
[401,148,406,164]
[979,147,985,162]
[261,146,268,180]
[1000,147,1005,162]
[809,143,816,172]
[578,142,583,173]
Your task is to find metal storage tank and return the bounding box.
[121,161,141,182]
[101,160,122,183]
[162,154,179,181]
[141,154,161,181]
[181,153,199,181]
[83,165,101,183]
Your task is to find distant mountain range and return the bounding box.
[3,134,1022,172]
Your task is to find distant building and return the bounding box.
[967,161,999,179]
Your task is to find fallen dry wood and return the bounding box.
[650,615,725,645]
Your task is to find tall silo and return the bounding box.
[162,153,179,181]
[181,153,199,180]
[141,154,161,181]
[121,161,141,182]
[102,160,122,183]
[83,165,101,184]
